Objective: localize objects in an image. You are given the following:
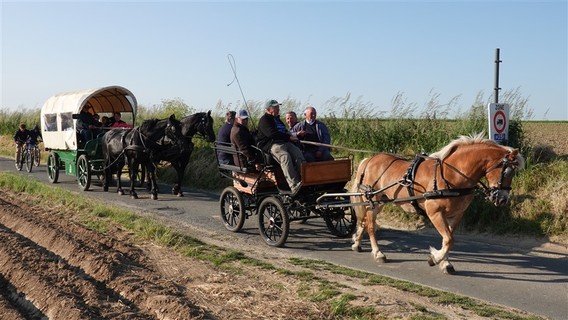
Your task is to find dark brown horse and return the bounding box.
[350,133,525,274]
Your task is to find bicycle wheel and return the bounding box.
[15,152,23,171]
[25,150,33,172]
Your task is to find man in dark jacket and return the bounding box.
[217,111,236,164]
[230,109,262,171]
[256,100,305,194]
[13,123,29,167]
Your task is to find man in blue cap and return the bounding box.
[256,99,305,195]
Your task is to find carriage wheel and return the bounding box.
[47,152,59,183]
[25,151,33,173]
[77,154,91,191]
[220,186,246,232]
[323,197,357,238]
[258,196,289,247]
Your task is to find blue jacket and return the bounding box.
[291,120,331,153]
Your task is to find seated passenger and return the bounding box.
[291,105,334,162]
[111,112,133,128]
[230,110,262,171]
[78,104,100,142]
[217,111,236,165]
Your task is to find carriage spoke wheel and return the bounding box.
[25,150,33,173]
[47,152,59,183]
[323,197,357,238]
[258,197,289,247]
[77,154,91,191]
[220,186,246,232]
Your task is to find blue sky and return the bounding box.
[1,0,567,120]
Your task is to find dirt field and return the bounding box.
[0,189,537,320]
[523,122,568,156]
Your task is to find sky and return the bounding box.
[1,0,567,120]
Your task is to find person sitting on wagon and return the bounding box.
[13,123,29,166]
[291,105,333,162]
[111,112,133,128]
[78,104,100,142]
[217,111,236,165]
[230,109,262,171]
[256,99,305,195]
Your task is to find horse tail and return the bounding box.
[351,157,370,223]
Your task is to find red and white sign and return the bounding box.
[488,103,510,142]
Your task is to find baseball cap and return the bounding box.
[265,99,282,109]
[237,109,249,119]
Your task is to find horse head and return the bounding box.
[483,147,525,207]
[181,110,215,142]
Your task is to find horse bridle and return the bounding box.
[478,152,519,201]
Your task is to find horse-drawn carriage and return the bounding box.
[214,142,357,247]
[40,86,137,191]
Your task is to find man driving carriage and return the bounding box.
[256,99,305,195]
[77,104,101,142]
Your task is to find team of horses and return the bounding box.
[101,116,524,274]
[101,111,215,200]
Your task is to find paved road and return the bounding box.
[2,156,567,319]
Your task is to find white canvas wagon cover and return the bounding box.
[41,86,137,150]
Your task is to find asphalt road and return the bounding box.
[2,156,567,319]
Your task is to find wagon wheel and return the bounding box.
[322,197,357,238]
[219,186,246,232]
[47,152,59,183]
[258,196,290,247]
[25,150,34,173]
[77,154,91,191]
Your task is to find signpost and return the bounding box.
[488,102,510,142]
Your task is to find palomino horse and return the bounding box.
[350,133,524,274]
[102,114,185,200]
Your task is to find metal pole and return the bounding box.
[494,48,501,104]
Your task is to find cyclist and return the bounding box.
[13,123,29,167]
[27,125,42,164]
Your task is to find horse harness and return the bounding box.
[356,151,519,215]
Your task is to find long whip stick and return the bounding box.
[226,54,256,130]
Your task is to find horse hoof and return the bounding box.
[351,245,362,252]
[151,195,158,200]
[443,265,456,275]
[103,187,108,192]
[427,256,436,266]
[118,190,124,196]
[131,195,138,199]
[177,193,184,197]
[376,256,387,263]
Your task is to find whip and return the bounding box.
[226,54,256,130]
[299,140,381,154]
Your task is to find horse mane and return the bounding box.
[139,118,159,132]
[430,132,505,160]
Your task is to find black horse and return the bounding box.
[142,111,216,196]
[102,114,184,200]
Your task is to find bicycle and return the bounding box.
[32,143,41,166]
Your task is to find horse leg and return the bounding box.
[365,207,387,263]
[147,163,158,200]
[172,163,184,197]
[427,211,455,274]
[128,160,138,199]
[116,162,125,195]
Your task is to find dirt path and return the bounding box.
[0,189,538,320]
